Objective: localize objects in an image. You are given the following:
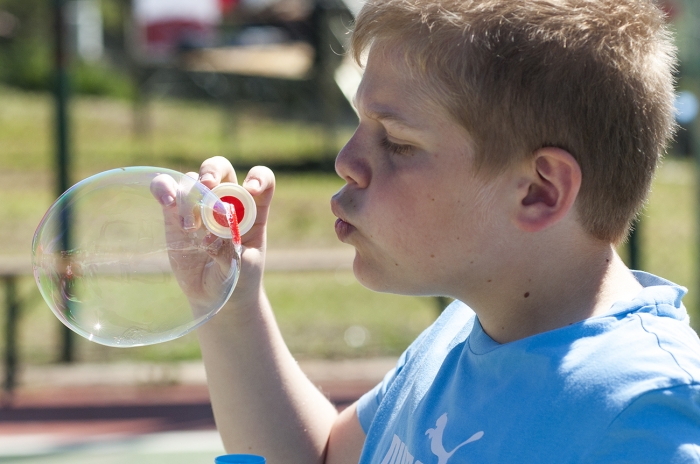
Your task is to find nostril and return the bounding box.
[335,147,371,188]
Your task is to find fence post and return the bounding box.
[54,0,74,363]
[3,276,19,396]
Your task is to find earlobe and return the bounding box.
[514,147,582,233]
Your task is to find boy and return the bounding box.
[154,0,700,462]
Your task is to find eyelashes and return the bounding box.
[380,137,414,155]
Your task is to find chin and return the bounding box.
[352,258,395,293]
[352,257,429,296]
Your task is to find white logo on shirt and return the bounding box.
[425,413,484,464]
[380,434,425,464]
[379,413,484,464]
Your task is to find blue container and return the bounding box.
[215,454,266,463]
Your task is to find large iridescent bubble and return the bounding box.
[32,167,242,347]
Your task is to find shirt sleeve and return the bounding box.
[582,384,700,463]
[355,299,472,434]
[356,349,407,433]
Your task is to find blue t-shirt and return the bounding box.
[356,272,700,463]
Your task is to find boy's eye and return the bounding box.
[380,137,414,155]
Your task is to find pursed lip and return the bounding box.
[330,196,355,241]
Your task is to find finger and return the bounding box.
[199,156,237,189]
[151,174,186,233]
[150,173,178,207]
[243,166,276,225]
[177,173,203,230]
[150,174,190,244]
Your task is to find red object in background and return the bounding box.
[145,20,212,45]
[219,0,239,15]
[133,0,222,63]
[658,0,680,21]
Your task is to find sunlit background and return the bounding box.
[0,0,699,462]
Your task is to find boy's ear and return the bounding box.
[513,147,582,233]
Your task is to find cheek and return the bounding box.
[376,199,451,264]
[371,186,426,237]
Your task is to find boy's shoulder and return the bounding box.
[472,272,700,392]
[398,271,699,380]
[369,270,700,418]
[576,271,700,389]
[358,274,700,463]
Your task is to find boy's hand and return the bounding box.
[154,157,355,463]
[150,156,275,310]
[198,157,276,305]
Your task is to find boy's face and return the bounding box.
[331,45,515,297]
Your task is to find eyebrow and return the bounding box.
[352,96,423,131]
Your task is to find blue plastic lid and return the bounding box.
[215,454,266,463]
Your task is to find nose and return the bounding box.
[335,130,371,189]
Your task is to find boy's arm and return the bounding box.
[192,157,365,463]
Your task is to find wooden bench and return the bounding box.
[1,256,32,396]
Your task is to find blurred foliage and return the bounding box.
[0,0,52,90]
[0,0,693,100]
[0,0,134,97]
[72,61,134,98]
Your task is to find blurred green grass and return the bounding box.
[13,271,438,364]
[0,85,354,174]
[0,86,698,365]
[639,159,698,315]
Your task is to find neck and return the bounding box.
[460,241,642,344]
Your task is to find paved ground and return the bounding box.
[0,358,396,462]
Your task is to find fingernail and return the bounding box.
[200,173,215,183]
[161,194,175,206]
[184,214,196,229]
[245,178,261,190]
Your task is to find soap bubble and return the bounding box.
[32,167,241,347]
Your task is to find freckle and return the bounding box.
[430,254,435,258]
[395,263,399,266]
[470,261,474,264]
[524,292,530,298]
[431,198,435,201]
[487,279,492,283]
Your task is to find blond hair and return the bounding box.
[352,0,677,243]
